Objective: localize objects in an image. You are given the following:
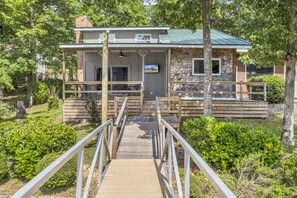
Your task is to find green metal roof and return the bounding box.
[159,29,251,46]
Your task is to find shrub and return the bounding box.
[179,168,217,198]
[0,102,14,119]
[45,78,62,98]
[248,75,285,104]
[85,96,99,123]
[0,152,9,181]
[3,119,76,179]
[48,96,59,110]
[32,81,48,104]
[36,152,76,190]
[183,116,282,171]
[219,154,296,198]
[282,150,297,186]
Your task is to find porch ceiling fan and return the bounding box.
[119,50,128,58]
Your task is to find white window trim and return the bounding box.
[135,34,152,43]
[99,33,116,43]
[192,58,222,76]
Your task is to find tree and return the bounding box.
[241,0,297,146]
[80,0,148,26]
[202,0,213,116]
[151,0,213,116]
[0,0,81,92]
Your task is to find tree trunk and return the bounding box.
[202,0,213,116]
[281,54,295,146]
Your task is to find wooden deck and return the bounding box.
[95,159,171,198]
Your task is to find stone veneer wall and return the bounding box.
[170,48,236,98]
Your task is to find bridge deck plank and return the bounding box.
[95,159,171,198]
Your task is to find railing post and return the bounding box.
[184,151,190,198]
[76,148,84,198]
[98,136,104,185]
[240,81,243,101]
[264,82,267,102]
[114,98,118,118]
[168,133,172,189]
[141,82,144,113]
[112,125,118,159]
[249,84,252,100]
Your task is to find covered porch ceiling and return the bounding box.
[59,43,250,52]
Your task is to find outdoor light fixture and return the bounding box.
[118,50,126,58]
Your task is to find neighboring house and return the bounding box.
[59,16,269,122]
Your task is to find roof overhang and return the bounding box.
[60,43,251,51]
[74,27,170,32]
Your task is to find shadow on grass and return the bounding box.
[38,183,75,196]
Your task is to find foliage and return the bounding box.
[282,150,297,186]
[32,81,48,104]
[81,0,148,26]
[2,119,76,179]
[0,0,80,90]
[0,152,9,181]
[36,152,76,190]
[48,96,59,110]
[183,116,282,171]
[85,96,99,123]
[248,75,285,104]
[45,78,62,98]
[220,154,296,198]
[0,102,14,119]
[179,168,217,198]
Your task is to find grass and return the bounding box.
[0,98,100,196]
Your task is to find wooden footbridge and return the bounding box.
[13,97,236,198]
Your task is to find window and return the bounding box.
[246,64,274,79]
[135,34,151,43]
[192,58,221,75]
[96,66,128,90]
[99,33,115,43]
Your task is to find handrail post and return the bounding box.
[240,81,243,101]
[114,97,118,118]
[264,82,267,102]
[76,148,84,198]
[112,125,118,159]
[249,84,252,100]
[168,132,173,189]
[141,82,144,113]
[184,151,190,198]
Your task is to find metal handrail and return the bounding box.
[160,119,236,198]
[114,97,128,126]
[112,97,129,159]
[12,119,114,198]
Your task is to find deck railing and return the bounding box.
[158,119,236,198]
[170,81,267,101]
[64,81,144,100]
[12,119,114,198]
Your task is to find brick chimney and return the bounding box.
[75,16,93,43]
[75,16,93,81]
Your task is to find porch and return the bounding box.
[62,80,268,122]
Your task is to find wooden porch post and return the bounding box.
[138,51,148,112]
[62,51,66,123]
[102,31,109,124]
